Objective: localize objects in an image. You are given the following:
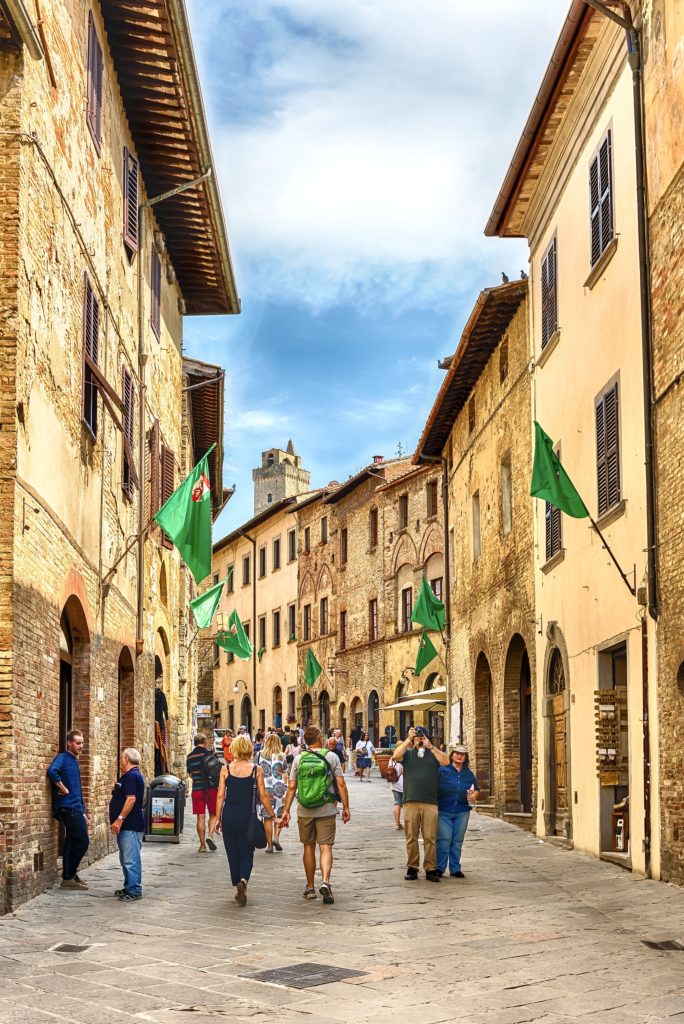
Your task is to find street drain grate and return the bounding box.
[641,940,684,951]
[241,963,366,989]
[52,944,91,954]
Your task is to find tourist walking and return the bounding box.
[355,732,375,781]
[284,731,302,767]
[280,726,350,905]
[186,733,220,853]
[387,756,404,830]
[221,729,234,764]
[210,736,277,906]
[256,732,288,853]
[47,728,90,891]
[391,726,449,882]
[109,748,145,901]
[436,744,479,878]
[333,728,347,772]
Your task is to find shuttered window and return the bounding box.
[86,11,103,154]
[320,597,329,636]
[82,276,99,438]
[369,507,378,548]
[596,382,620,516]
[303,604,311,642]
[545,502,562,561]
[369,598,378,641]
[160,444,174,548]
[340,527,348,565]
[121,366,138,499]
[399,494,408,529]
[401,588,412,633]
[123,148,139,252]
[151,250,161,338]
[590,131,614,267]
[541,237,557,349]
[147,418,160,521]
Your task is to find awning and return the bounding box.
[419,686,446,698]
[379,697,446,711]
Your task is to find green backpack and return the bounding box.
[297,751,339,809]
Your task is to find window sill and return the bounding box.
[584,236,618,290]
[541,548,565,574]
[596,499,626,529]
[536,329,561,368]
[272,566,281,573]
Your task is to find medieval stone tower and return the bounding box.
[252,441,310,515]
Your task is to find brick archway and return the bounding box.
[474,652,493,801]
[503,634,532,813]
[118,647,135,766]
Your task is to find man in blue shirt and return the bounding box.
[109,747,146,901]
[47,728,90,890]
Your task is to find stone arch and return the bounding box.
[299,570,315,600]
[117,646,135,764]
[316,562,333,594]
[418,521,443,565]
[473,651,494,801]
[542,622,572,840]
[503,634,533,813]
[338,701,347,739]
[367,689,380,745]
[58,596,91,859]
[240,694,253,735]
[350,695,363,731]
[391,533,418,576]
[301,691,313,725]
[273,684,283,727]
[319,689,331,734]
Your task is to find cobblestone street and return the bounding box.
[2,775,684,1024]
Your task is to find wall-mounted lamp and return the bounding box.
[232,678,248,694]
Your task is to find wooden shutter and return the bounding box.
[590,132,613,266]
[596,383,620,515]
[86,12,103,152]
[541,237,557,349]
[160,443,174,548]
[123,148,139,252]
[147,418,160,521]
[151,251,161,338]
[121,367,138,498]
[545,501,562,561]
[82,276,99,436]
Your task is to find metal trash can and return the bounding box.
[144,774,186,843]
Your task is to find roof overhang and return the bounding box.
[414,280,528,464]
[100,0,239,314]
[183,357,225,520]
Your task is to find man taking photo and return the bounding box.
[391,726,449,882]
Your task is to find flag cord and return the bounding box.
[102,514,156,588]
[588,516,636,596]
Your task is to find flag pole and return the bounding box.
[588,516,636,596]
[102,513,157,588]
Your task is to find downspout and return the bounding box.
[136,204,147,652]
[3,0,43,60]
[238,529,257,712]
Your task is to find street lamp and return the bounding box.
[232,678,248,694]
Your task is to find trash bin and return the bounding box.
[144,774,186,843]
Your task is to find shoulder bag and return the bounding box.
[246,767,267,849]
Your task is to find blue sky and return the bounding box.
[182,0,567,534]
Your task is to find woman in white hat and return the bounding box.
[436,744,479,878]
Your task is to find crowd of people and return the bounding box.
[46,720,478,906]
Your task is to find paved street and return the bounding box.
[2,774,684,1024]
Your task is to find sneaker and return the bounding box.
[450,871,465,878]
[303,887,318,900]
[205,837,217,852]
[198,846,208,854]
[319,882,334,905]
[273,841,283,852]
[114,889,126,897]
[425,870,441,883]
[404,868,418,881]
[236,880,247,906]
[72,875,89,890]
[265,847,274,853]
[118,891,142,902]
[60,878,85,891]
[435,868,444,878]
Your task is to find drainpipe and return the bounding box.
[238,529,257,712]
[4,0,43,60]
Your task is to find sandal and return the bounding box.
[236,880,247,906]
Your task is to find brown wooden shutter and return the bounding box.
[86,12,103,152]
[121,367,138,497]
[596,383,620,515]
[545,501,561,561]
[123,148,139,252]
[590,132,613,266]
[541,237,557,349]
[82,276,99,437]
[151,251,161,338]
[160,444,174,548]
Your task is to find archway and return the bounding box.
[241,694,253,736]
[474,652,493,801]
[154,627,171,775]
[117,647,135,769]
[367,690,379,745]
[546,647,569,836]
[301,692,313,726]
[350,696,363,738]
[273,685,283,728]
[503,635,532,812]
[319,690,330,735]
[59,598,90,853]
[395,681,412,740]
[338,701,347,743]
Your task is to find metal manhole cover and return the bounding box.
[52,944,91,954]
[641,940,684,951]
[242,962,366,989]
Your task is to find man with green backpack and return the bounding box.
[280,726,350,905]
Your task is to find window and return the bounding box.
[288,528,296,562]
[401,588,412,633]
[590,130,614,267]
[213,641,219,667]
[541,236,558,349]
[499,337,509,382]
[468,396,476,434]
[273,536,281,570]
[501,458,512,535]
[122,367,136,499]
[242,554,251,586]
[321,516,328,544]
[472,491,481,560]
[258,616,266,652]
[122,148,139,252]
[304,527,311,554]
[228,704,235,730]
[369,598,378,641]
[545,501,562,561]
[399,494,409,530]
[82,276,100,438]
[340,527,348,566]
[426,481,438,519]
[288,603,296,641]
[320,597,329,636]
[86,12,103,153]
[596,382,620,515]
[369,507,379,548]
[151,250,161,339]
[258,546,266,578]
[339,610,347,650]
[227,565,234,593]
[227,650,234,664]
[160,445,174,549]
[430,577,443,603]
[273,610,281,647]
[267,492,272,503]
[303,604,311,642]
[243,621,250,641]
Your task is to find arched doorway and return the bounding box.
[273,685,283,728]
[350,696,362,737]
[503,635,532,812]
[301,692,312,725]
[154,628,170,776]
[395,682,412,740]
[319,690,330,735]
[425,672,444,746]
[59,598,90,854]
[474,652,493,801]
[547,648,569,836]
[117,648,135,768]
[367,690,379,745]
[241,694,253,735]
[338,701,347,743]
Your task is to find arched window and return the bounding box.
[548,648,566,695]
[267,493,273,503]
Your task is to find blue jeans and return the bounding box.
[437,810,470,874]
[58,808,89,880]
[117,830,143,896]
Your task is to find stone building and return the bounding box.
[252,441,310,517]
[486,3,656,872]
[415,281,537,830]
[641,0,684,885]
[0,0,237,908]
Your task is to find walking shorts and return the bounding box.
[191,788,217,815]
[298,815,336,846]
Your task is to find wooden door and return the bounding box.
[549,693,568,831]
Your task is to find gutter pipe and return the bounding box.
[3,0,43,60]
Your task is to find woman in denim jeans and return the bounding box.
[436,744,478,878]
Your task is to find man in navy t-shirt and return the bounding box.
[109,748,145,901]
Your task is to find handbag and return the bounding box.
[246,767,267,849]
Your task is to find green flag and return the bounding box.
[415,630,438,676]
[189,578,223,630]
[530,421,589,518]
[216,609,253,661]
[257,646,266,663]
[153,451,213,584]
[305,649,322,687]
[411,575,446,632]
